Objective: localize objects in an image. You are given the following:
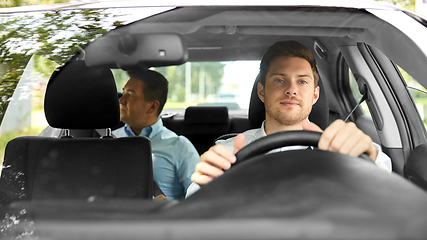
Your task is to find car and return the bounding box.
[2,0,427,239]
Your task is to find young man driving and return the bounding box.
[188,41,391,195]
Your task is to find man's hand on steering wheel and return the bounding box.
[191,134,245,185]
[303,120,378,161]
[191,119,378,186]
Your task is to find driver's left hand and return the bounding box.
[303,120,378,161]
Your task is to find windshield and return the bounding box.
[2,3,427,239]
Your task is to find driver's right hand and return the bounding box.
[191,134,245,185]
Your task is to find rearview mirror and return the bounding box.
[84,33,188,69]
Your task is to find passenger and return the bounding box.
[188,41,391,196]
[112,70,199,201]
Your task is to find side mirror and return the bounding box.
[84,33,188,69]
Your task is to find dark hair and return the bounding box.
[127,70,168,116]
[259,41,319,86]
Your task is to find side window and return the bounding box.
[398,66,427,129]
[0,55,55,161]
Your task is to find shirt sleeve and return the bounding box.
[373,142,392,173]
[176,136,200,195]
[185,182,201,198]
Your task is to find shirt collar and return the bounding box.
[258,120,268,138]
[124,118,163,138]
[258,118,311,138]
[259,119,312,154]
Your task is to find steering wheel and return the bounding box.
[234,130,373,166]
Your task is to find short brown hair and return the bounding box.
[259,41,319,86]
[127,70,168,116]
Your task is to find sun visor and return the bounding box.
[84,33,188,69]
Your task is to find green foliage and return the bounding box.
[0,0,68,8]
[0,126,44,163]
[155,62,226,102]
[33,55,57,78]
[375,0,415,11]
[111,69,130,92]
[0,9,123,124]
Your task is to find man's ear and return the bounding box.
[257,82,265,103]
[313,86,320,105]
[148,100,160,114]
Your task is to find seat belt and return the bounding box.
[343,88,368,122]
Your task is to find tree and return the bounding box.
[0,9,124,124]
[0,0,68,8]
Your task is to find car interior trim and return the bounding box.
[340,45,402,149]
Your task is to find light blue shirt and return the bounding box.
[113,118,199,201]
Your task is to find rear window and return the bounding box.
[113,61,260,111]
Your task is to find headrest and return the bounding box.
[249,75,329,130]
[185,106,229,125]
[44,60,119,129]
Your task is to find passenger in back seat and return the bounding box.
[112,70,199,201]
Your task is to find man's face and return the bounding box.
[119,78,152,129]
[258,56,319,127]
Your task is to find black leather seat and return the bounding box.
[405,144,427,191]
[0,61,154,203]
[184,106,231,155]
[163,106,231,155]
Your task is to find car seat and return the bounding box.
[184,106,231,155]
[162,106,231,155]
[405,144,427,191]
[0,60,154,203]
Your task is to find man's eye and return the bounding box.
[275,79,284,83]
[299,80,307,84]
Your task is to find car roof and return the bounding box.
[2,1,427,87]
[75,3,426,88]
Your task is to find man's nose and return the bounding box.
[119,95,126,104]
[285,82,297,95]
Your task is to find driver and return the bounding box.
[188,40,391,196]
